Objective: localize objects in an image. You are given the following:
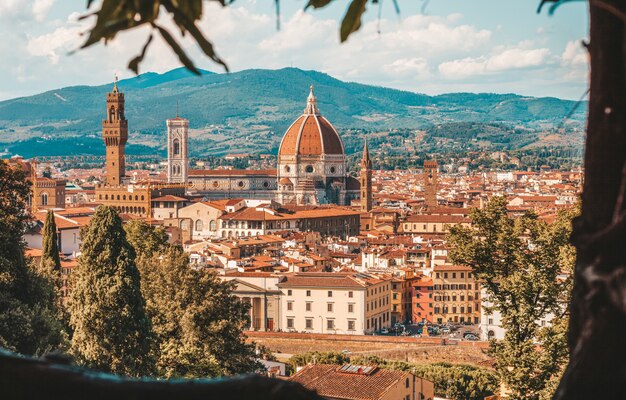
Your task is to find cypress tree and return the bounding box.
[40,210,61,273]
[69,205,153,376]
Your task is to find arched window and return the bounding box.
[173,139,180,156]
[135,195,138,201]
[123,195,126,200]
[117,195,120,200]
[105,194,109,200]
[109,106,115,122]
[209,220,216,231]
[195,219,203,232]
[41,192,48,206]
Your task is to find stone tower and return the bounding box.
[360,140,372,212]
[102,77,127,186]
[167,114,189,184]
[423,160,438,208]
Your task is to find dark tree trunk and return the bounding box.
[555,0,626,398]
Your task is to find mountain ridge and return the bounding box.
[0,67,585,158]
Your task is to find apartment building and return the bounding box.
[277,272,391,335]
[412,276,434,323]
[401,214,471,234]
[432,265,480,324]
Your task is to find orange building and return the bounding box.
[412,276,434,323]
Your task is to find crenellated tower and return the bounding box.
[102,77,128,186]
[360,140,372,212]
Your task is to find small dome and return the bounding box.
[278,86,344,157]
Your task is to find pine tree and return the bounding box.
[448,196,575,400]
[40,210,61,274]
[69,206,153,376]
[0,161,64,355]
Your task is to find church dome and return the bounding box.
[278,86,344,157]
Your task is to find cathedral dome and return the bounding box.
[278,86,344,157]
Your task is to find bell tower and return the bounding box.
[360,140,372,212]
[167,109,189,184]
[424,160,438,208]
[102,77,127,186]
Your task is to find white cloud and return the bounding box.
[439,47,550,79]
[27,25,82,64]
[561,40,587,66]
[32,0,54,22]
[383,57,431,79]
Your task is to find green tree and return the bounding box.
[40,210,61,275]
[68,206,153,377]
[447,197,575,400]
[126,220,259,377]
[0,161,64,355]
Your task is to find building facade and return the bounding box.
[423,160,438,208]
[277,272,391,335]
[167,116,189,183]
[432,264,480,324]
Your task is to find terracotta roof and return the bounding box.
[290,364,412,400]
[278,104,344,157]
[433,264,473,272]
[152,195,187,202]
[278,272,381,288]
[404,215,471,224]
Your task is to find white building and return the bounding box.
[166,116,189,184]
[277,272,391,335]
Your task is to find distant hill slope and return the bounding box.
[0,67,585,158]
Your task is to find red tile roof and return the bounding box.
[290,364,412,400]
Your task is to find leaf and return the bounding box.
[128,33,153,74]
[340,0,368,42]
[305,0,333,10]
[537,0,584,15]
[155,24,200,75]
[164,4,229,71]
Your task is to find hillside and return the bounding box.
[0,67,586,158]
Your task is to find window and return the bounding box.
[305,319,313,329]
[488,318,493,325]
[287,302,293,311]
[40,192,48,206]
[348,320,355,331]
[209,220,216,231]
[348,303,354,313]
[328,291,333,297]
[348,291,353,298]
[195,219,203,231]
[406,378,410,388]
[436,273,440,279]
[173,139,180,155]
[305,165,314,173]
[452,273,457,278]
[327,319,335,330]
[306,302,312,312]
[306,290,311,297]
[287,318,294,328]
[460,272,465,278]
[287,290,292,296]
[444,273,448,279]
[327,303,334,312]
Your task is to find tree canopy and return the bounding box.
[447,197,576,400]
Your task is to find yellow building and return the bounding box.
[432,264,480,324]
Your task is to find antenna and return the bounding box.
[176,100,179,118]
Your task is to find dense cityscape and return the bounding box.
[8,1,623,399]
[1,78,581,400]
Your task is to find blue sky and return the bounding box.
[1,0,588,100]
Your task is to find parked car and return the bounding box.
[441,327,451,334]
[381,328,389,334]
[464,334,479,341]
